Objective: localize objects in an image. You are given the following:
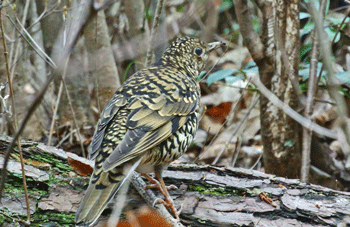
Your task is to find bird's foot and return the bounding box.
[153,197,180,220]
[142,174,178,194]
[142,173,179,219]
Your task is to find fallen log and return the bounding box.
[0,135,349,226]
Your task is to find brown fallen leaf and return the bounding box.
[100,206,172,227]
[205,101,233,124]
[67,156,93,176]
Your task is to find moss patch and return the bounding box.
[189,185,237,196]
[31,211,75,226]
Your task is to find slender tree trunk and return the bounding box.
[259,0,301,178]
[84,10,121,111]
[235,0,301,178]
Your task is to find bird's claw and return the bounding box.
[152,197,180,220]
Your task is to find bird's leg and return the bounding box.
[142,174,177,193]
[141,171,179,219]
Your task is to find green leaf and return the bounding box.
[325,0,330,17]
[244,60,257,69]
[300,12,311,20]
[219,0,233,13]
[300,43,312,59]
[207,68,239,86]
[299,62,326,81]
[225,76,243,84]
[300,22,314,36]
[325,26,340,43]
[198,71,207,80]
[243,66,259,74]
[328,16,350,25]
[335,71,350,84]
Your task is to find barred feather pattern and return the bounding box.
[75,36,225,226]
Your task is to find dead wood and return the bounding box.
[0,135,349,226]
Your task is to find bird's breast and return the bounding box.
[139,112,199,170]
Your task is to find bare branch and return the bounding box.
[250,75,338,140]
[301,0,328,183]
[145,0,165,67]
[234,0,264,63]
[307,1,350,168]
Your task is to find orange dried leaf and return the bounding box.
[101,207,172,227]
[205,102,232,123]
[67,157,93,177]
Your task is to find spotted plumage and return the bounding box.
[75,37,225,226]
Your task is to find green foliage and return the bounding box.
[145,7,152,21]
[206,68,240,86]
[206,61,255,86]
[219,0,233,13]
[298,3,350,97]
[0,213,12,226]
[299,62,326,81]
[299,43,313,60]
[198,71,206,81]
[335,71,350,85]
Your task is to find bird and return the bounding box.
[75,36,226,226]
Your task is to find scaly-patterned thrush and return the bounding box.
[75,36,225,226]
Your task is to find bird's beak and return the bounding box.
[208,41,226,51]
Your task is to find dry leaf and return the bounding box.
[67,156,93,176]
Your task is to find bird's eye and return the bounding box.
[194,47,203,56]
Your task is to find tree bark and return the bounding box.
[235,0,301,178]
[35,0,66,56]
[84,10,121,111]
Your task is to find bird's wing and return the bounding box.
[89,94,128,160]
[101,81,199,171]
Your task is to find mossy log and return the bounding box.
[0,135,349,226]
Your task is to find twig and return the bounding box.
[9,0,30,81]
[315,7,350,92]
[62,78,86,157]
[250,75,338,139]
[48,15,85,157]
[0,5,31,223]
[5,16,57,68]
[0,0,15,10]
[0,210,29,226]
[0,0,94,200]
[308,1,350,166]
[145,0,165,67]
[234,0,264,63]
[231,136,242,167]
[196,78,249,163]
[47,81,63,146]
[301,0,327,183]
[301,32,318,182]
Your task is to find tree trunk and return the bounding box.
[84,10,121,111]
[260,0,301,178]
[235,0,301,178]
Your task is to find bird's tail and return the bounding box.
[75,168,125,226]
[75,159,141,226]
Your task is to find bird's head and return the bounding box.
[160,37,226,78]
